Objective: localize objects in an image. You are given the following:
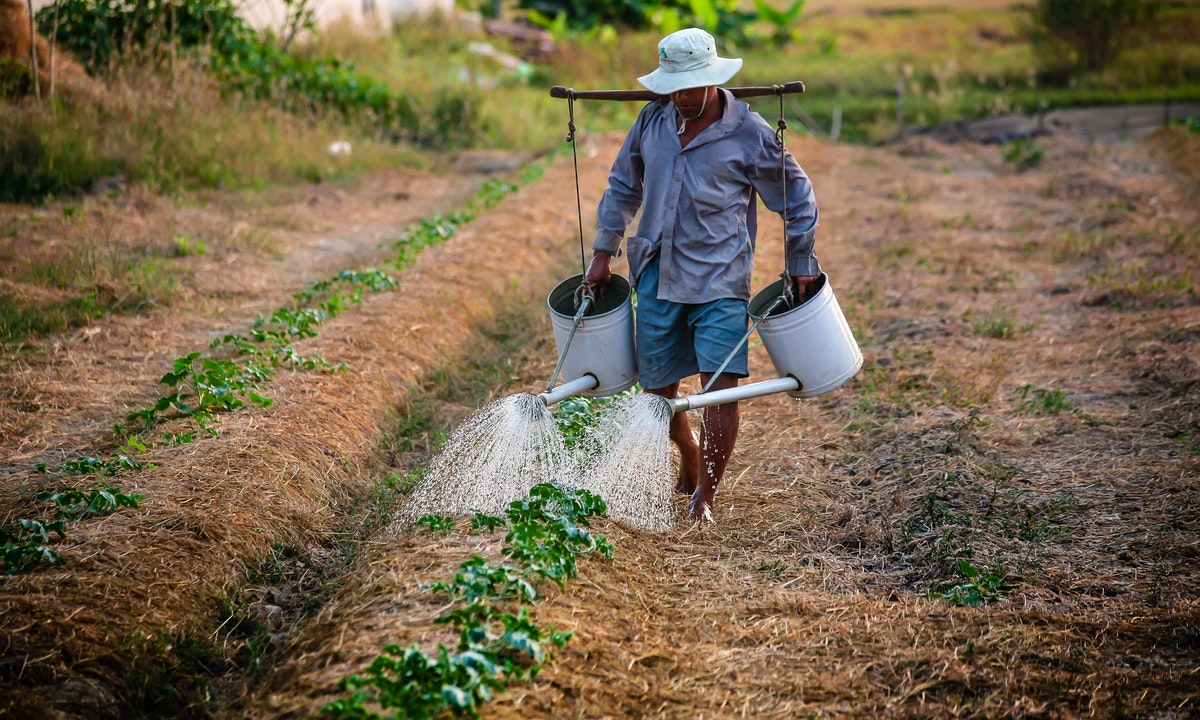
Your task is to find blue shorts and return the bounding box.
[635,258,749,391]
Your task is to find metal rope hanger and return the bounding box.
[550,81,807,283]
[549,81,809,395]
[539,79,862,413]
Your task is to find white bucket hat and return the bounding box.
[637,28,743,96]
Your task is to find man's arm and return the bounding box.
[590,105,653,293]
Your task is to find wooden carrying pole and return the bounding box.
[550,81,804,101]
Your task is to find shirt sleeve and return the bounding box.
[593,105,651,256]
[749,118,821,277]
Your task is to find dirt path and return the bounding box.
[2,127,1198,719]
[0,165,499,464]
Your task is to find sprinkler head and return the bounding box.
[648,394,678,420]
[515,392,552,422]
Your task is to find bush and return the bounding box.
[518,0,755,42]
[3,1,487,203]
[1030,0,1161,74]
[36,0,423,139]
[35,0,250,74]
[0,104,126,202]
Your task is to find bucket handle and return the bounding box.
[544,284,595,393]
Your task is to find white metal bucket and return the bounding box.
[547,274,638,397]
[747,274,863,398]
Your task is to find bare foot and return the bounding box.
[688,485,715,523]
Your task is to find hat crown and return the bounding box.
[637,27,741,95]
[657,28,718,74]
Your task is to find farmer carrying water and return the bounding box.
[586,27,821,523]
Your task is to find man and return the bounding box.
[585,27,821,523]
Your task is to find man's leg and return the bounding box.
[690,372,740,522]
[646,381,700,494]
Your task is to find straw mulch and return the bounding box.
[0,144,609,716]
[3,125,1199,720]
[241,133,1198,719]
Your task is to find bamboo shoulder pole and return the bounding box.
[549,81,805,101]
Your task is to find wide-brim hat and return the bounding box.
[637,28,743,96]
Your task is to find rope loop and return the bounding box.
[573,280,594,314]
[565,95,578,143]
[778,270,794,308]
[564,95,587,277]
[775,86,790,287]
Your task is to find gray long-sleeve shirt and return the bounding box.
[593,88,820,304]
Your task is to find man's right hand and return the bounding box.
[585,253,613,298]
[790,274,821,304]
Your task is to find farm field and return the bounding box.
[2,118,1198,718]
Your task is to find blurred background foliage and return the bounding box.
[0,0,1197,204]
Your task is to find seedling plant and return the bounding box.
[553,388,641,449]
[1001,139,1045,170]
[35,454,142,477]
[928,559,1012,607]
[323,483,613,720]
[117,176,527,445]
[1,484,144,574]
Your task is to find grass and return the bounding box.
[0,206,201,347]
[0,290,106,344]
[1013,384,1074,414]
[969,305,1032,339]
[2,61,408,203]
[5,2,1199,194]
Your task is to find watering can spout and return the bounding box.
[665,376,801,416]
[537,373,600,407]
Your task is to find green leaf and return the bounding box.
[441,684,472,709]
[502,631,545,664]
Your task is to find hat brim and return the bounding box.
[637,57,742,96]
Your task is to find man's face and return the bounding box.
[669,86,713,119]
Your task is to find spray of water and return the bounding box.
[575,393,676,530]
[403,392,577,519]
[403,391,679,530]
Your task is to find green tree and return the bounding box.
[1030,0,1160,74]
[517,0,754,41]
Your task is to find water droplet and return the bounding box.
[402,392,678,530]
[404,393,575,519]
[577,393,676,530]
